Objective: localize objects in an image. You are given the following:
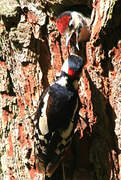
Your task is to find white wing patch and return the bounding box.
[60,98,78,138]
[39,92,49,135]
[56,76,68,87]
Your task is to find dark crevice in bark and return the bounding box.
[106,101,120,154]
[63,4,92,17]
[85,70,119,180]
[2,105,12,114]
[53,2,92,17]
[97,3,121,78]
[21,61,31,66]
[1,7,22,32]
[1,69,17,96]
[29,34,51,89]
[56,34,64,64]
[0,56,6,62]
[28,15,52,89]
[26,148,32,159]
[100,2,121,51]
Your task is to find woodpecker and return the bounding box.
[34,55,83,177]
[56,10,91,49]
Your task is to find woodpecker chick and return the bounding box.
[56,11,91,49]
[34,55,83,177]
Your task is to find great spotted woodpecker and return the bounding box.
[56,10,91,49]
[34,55,83,177]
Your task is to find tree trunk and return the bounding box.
[0,0,120,180]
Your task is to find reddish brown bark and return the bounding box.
[0,0,120,180]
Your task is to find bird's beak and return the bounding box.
[65,29,80,50]
[75,30,79,50]
[65,31,74,47]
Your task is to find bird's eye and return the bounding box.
[78,24,82,32]
[69,24,74,29]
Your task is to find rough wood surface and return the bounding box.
[0,0,120,179]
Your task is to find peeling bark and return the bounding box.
[0,0,120,180]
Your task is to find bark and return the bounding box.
[0,0,120,180]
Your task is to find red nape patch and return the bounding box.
[68,68,80,78]
[68,68,75,76]
[56,15,70,34]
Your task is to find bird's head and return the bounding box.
[56,11,90,49]
[61,55,83,80]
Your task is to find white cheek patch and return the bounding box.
[39,92,49,135]
[56,76,68,87]
[61,59,69,74]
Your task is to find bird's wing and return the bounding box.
[34,84,79,176]
[46,83,78,132]
[35,83,78,136]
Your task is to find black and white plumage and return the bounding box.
[34,55,83,177]
[56,10,91,49]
